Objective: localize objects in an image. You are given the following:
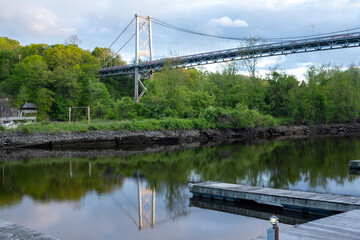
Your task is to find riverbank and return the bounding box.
[1,123,360,152]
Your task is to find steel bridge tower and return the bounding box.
[134,14,153,102]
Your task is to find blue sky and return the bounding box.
[1,0,360,79]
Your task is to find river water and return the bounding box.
[1,136,360,239]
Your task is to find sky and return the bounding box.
[1,0,360,79]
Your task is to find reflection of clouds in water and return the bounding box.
[32,203,63,228]
[291,176,360,196]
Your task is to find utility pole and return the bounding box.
[134,14,153,102]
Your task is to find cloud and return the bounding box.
[209,17,248,27]
[100,27,111,33]
[87,28,97,34]
[0,2,75,37]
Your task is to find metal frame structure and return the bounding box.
[100,32,360,80]
[134,14,153,102]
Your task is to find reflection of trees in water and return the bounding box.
[0,160,125,207]
[164,184,189,221]
[1,136,360,208]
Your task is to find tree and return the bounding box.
[92,47,126,67]
[143,65,192,117]
[238,37,266,79]
[265,71,299,117]
[35,88,54,120]
[64,35,82,46]
[0,37,22,88]
[9,55,51,96]
[44,44,83,70]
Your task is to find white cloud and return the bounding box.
[87,28,97,34]
[100,27,111,33]
[257,56,285,68]
[0,2,75,37]
[209,17,248,27]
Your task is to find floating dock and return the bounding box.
[190,197,322,225]
[349,160,360,169]
[0,219,58,240]
[189,182,360,212]
[254,209,360,240]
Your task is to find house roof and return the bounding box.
[21,103,37,109]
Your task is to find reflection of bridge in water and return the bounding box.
[69,162,185,231]
[111,172,185,231]
[68,162,156,230]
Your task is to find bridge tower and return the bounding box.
[134,14,153,102]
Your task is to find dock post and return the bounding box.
[267,216,279,240]
[267,228,275,240]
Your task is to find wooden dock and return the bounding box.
[189,182,360,212]
[254,209,360,240]
[0,219,58,240]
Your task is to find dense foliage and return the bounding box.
[1,36,360,128]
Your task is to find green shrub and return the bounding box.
[88,125,98,131]
[19,125,31,134]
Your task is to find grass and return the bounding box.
[8,118,210,134]
[6,108,283,134]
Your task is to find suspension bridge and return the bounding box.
[99,14,360,102]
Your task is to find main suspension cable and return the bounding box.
[100,16,135,63]
[152,17,360,42]
[102,33,136,68]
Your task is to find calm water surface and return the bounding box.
[1,136,360,239]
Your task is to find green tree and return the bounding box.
[35,88,54,120]
[143,65,192,117]
[10,55,51,96]
[265,71,299,117]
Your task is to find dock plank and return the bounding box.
[253,210,360,240]
[0,219,58,240]
[189,182,360,212]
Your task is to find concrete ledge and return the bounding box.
[0,219,59,240]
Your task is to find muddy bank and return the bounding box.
[1,123,360,149]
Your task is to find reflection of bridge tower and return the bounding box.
[137,174,155,230]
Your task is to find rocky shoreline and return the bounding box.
[1,123,360,151]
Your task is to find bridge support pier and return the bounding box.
[134,67,140,103]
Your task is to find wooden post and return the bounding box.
[2,164,4,186]
[89,162,91,177]
[70,162,72,178]
[88,106,90,124]
[69,107,71,124]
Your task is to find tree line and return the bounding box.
[1,36,360,127]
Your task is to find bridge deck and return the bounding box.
[254,209,360,240]
[0,219,58,240]
[189,182,360,212]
